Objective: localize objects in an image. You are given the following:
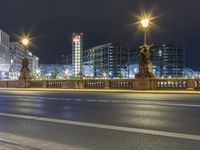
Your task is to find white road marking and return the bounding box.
[0,95,200,107]
[98,100,110,103]
[112,100,120,103]
[126,101,200,108]
[64,98,72,101]
[75,99,82,101]
[87,99,96,102]
[0,112,199,141]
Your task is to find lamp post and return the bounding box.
[19,38,31,81]
[135,16,155,79]
[141,18,149,45]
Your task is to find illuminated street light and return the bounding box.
[19,36,31,81]
[22,38,29,46]
[140,17,151,45]
[135,12,155,79]
[141,18,150,28]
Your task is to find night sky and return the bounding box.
[0,0,200,70]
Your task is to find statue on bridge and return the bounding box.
[135,45,155,79]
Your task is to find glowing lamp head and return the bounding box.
[141,18,150,28]
[22,38,29,46]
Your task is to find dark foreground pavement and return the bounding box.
[0,89,199,150]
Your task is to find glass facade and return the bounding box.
[0,30,10,79]
[83,43,129,78]
[151,44,185,77]
[129,44,185,78]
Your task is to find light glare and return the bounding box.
[22,38,29,46]
[141,19,150,28]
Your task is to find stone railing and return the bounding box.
[0,78,199,91]
[156,79,188,90]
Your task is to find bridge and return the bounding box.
[0,78,199,91]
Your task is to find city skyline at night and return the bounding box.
[0,0,199,70]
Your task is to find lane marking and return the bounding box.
[125,101,200,108]
[87,99,96,102]
[0,112,199,141]
[0,95,200,108]
[75,99,82,102]
[99,100,110,103]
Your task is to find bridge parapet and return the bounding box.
[0,78,199,91]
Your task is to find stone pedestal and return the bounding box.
[187,79,195,90]
[104,80,110,89]
[132,79,153,90]
[135,45,155,79]
[135,62,155,79]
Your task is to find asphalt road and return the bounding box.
[0,89,200,150]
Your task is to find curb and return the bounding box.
[0,88,200,95]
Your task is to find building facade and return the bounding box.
[32,55,39,75]
[83,43,129,78]
[151,44,185,77]
[39,64,73,79]
[129,44,185,78]
[72,33,83,77]
[0,30,10,79]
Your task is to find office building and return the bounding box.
[83,43,129,78]
[0,30,10,79]
[151,44,185,77]
[39,64,73,79]
[129,44,185,78]
[32,55,39,75]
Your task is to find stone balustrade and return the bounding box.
[0,78,199,91]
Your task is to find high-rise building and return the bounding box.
[151,44,185,77]
[72,33,83,77]
[0,30,10,79]
[83,43,129,78]
[129,44,185,78]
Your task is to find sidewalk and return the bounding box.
[0,88,200,94]
[0,140,35,150]
[0,144,25,150]
[0,144,13,150]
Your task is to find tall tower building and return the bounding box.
[72,33,83,77]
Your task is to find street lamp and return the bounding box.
[19,37,31,81]
[22,38,29,46]
[135,13,155,79]
[140,18,150,45]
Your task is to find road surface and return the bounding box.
[0,89,199,150]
